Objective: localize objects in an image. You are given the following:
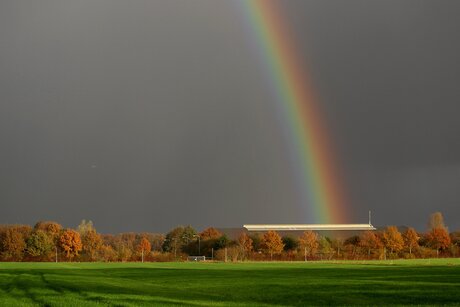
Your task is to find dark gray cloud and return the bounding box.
[0,0,459,232]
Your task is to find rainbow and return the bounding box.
[237,0,348,223]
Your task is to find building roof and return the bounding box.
[243,224,376,231]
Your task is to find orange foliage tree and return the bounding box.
[2,227,28,261]
[199,227,222,240]
[360,231,383,258]
[426,228,451,257]
[383,226,404,255]
[99,244,117,262]
[261,231,284,260]
[59,229,82,261]
[34,221,62,237]
[136,237,151,263]
[403,228,420,255]
[237,233,253,260]
[299,231,319,259]
[82,230,102,261]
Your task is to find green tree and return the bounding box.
[318,237,334,260]
[214,235,230,250]
[282,236,299,252]
[162,226,197,257]
[26,230,53,259]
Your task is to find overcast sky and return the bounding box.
[1,0,459,233]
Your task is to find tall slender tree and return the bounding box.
[238,233,253,260]
[136,237,151,263]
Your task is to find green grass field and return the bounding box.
[1,259,460,306]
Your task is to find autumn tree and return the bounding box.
[360,231,383,258]
[299,231,319,260]
[136,237,151,263]
[450,232,460,257]
[200,227,222,241]
[77,220,102,261]
[425,212,451,257]
[34,221,62,238]
[26,230,54,259]
[383,226,404,256]
[81,230,102,261]
[403,228,420,255]
[59,229,82,261]
[237,233,253,260]
[2,227,28,261]
[450,232,460,246]
[99,244,117,262]
[428,212,447,231]
[426,228,451,257]
[344,236,360,259]
[137,233,165,252]
[34,221,62,259]
[261,231,284,260]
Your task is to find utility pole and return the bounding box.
[174,239,177,259]
[192,234,201,255]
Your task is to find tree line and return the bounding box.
[0,212,458,262]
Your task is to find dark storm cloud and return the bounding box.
[1,0,459,232]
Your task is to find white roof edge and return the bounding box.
[243,224,376,231]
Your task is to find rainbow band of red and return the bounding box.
[239,0,348,223]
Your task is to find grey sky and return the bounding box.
[1,0,459,233]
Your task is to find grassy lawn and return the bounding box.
[0,259,459,306]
